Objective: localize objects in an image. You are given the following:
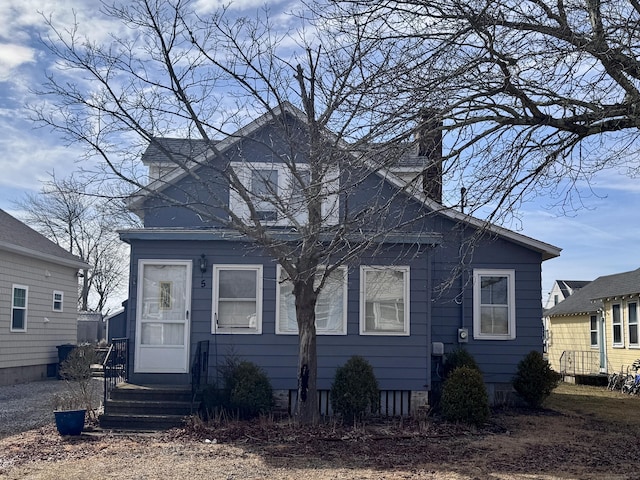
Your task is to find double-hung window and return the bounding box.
[276,266,347,335]
[360,266,410,336]
[590,315,599,348]
[229,162,339,226]
[473,269,516,340]
[212,265,262,334]
[53,291,64,312]
[251,169,279,221]
[612,303,623,347]
[629,302,639,347]
[11,285,28,332]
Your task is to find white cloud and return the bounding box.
[0,44,36,80]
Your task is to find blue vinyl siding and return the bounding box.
[123,120,549,394]
[124,224,545,391]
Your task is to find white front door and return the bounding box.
[135,260,191,373]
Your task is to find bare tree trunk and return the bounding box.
[294,277,319,425]
[81,268,89,311]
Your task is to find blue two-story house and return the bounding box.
[118,104,560,413]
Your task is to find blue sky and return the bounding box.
[0,0,638,306]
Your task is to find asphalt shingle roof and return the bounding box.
[0,209,87,267]
[545,268,640,317]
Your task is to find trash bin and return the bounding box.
[57,344,76,379]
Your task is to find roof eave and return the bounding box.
[0,241,90,270]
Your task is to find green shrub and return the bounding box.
[226,361,274,418]
[201,359,274,420]
[512,350,562,408]
[443,347,480,379]
[330,356,379,424]
[440,366,489,426]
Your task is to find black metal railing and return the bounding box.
[191,340,210,410]
[559,350,601,376]
[103,338,128,407]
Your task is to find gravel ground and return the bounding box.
[0,379,102,439]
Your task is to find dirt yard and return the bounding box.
[1,383,639,480]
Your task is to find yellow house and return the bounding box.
[545,268,640,380]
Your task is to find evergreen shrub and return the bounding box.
[330,356,379,424]
[201,358,274,420]
[512,350,562,408]
[443,347,481,379]
[440,366,489,426]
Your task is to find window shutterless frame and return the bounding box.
[53,290,64,312]
[212,265,263,334]
[11,284,28,332]
[275,265,348,335]
[628,301,639,347]
[473,269,516,340]
[359,266,410,336]
[612,303,623,347]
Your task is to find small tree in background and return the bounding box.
[330,356,379,424]
[58,345,100,421]
[512,350,562,408]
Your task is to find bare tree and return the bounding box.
[16,174,137,313]
[32,0,445,424]
[325,0,640,221]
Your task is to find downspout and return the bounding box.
[426,245,433,392]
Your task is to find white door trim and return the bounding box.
[134,259,192,373]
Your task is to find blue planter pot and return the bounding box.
[54,409,86,436]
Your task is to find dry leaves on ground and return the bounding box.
[1,384,639,480]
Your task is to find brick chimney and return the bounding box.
[416,110,443,203]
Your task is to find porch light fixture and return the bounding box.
[199,254,208,274]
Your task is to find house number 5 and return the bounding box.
[201,279,206,288]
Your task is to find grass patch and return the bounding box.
[544,382,640,428]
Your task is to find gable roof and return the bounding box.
[545,268,640,317]
[0,209,88,269]
[127,104,561,261]
[555,280,591,297]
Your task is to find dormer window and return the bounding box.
[229,162,339,226]
[251,169,279,221]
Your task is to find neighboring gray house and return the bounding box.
[118,104,561,409]
[544,280,591,310]
[0,209,88,385]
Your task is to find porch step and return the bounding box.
[100,384,198,431]
[99,413,188,431]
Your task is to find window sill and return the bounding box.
[276,331,348,336]
[213,328,261,335]
[359,331,410,336]
[473,335,516,341]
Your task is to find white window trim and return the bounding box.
[628,301,639,348]
[612,303,624,348]
[589,314,599,349]
[473,269,516,340]
[11,284,28,332]
[53,290,64,312]
[228,161,339,226]
[212,264,263,335]
[275,265,348,335]
[359,266,410,336]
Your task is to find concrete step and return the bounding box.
[101,383,199,431]
[106,399,193,416]
[99,413,188,431]
[109,384,192,403]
